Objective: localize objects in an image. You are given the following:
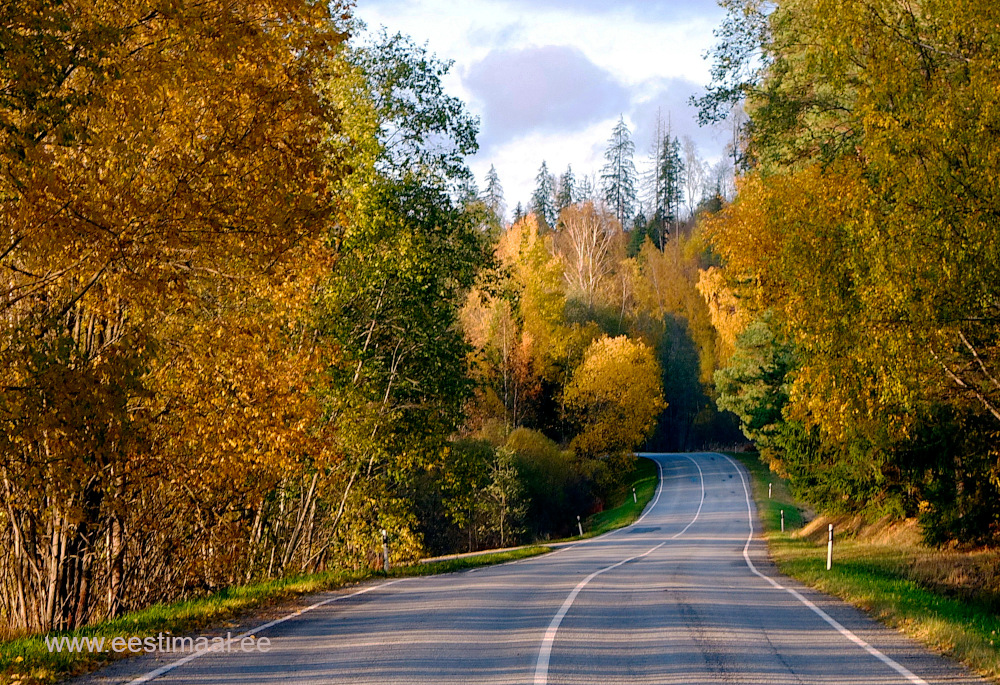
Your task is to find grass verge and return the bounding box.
[0,546,548,685]
[726,451,1000,683]
[585,455,659,537]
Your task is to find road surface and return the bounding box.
[83,452,986,685]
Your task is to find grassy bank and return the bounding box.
[727,451,1000,683]
[0,546,548,685]
[585,456,659,537]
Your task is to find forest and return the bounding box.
[0,1,737,637]
[701,0,1000,546]
[5,0,999,642]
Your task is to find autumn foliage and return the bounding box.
[703,0,1000,544]
[0,1,706,640]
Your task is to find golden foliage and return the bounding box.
[563,335,666,458]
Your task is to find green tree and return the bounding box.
[348,31,479,191]
[482,164,506,228]
[484,447,527,548]
[531,161,557,228]
[556,165,576,213]
[714,313,793,453]
[601,116,638,230]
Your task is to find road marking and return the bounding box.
[513,455,674,567]
[670,455,705,536]
[633,456,666,525]
[533,455,705,685]
[124,579,409,684]
[719,453,929,685]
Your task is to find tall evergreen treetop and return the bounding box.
[556,165,576,213]
[482,163,506,227]
[600,116,637,230]
[531,161,557,228]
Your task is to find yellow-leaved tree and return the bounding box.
[562,335,666,461]
[0,0,347,633]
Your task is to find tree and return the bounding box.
[482,164,506,228]
[601,116,638,230]
[0,0,346,632]
[627,209,654,258]
[349,31,479,191]
[692,0,771,127]
[556,165,576,213]
[563,335,666,459]
[656,133,685,244]
[576,174,596,204]
[554,202,623,311]
[310,24,490,569]
[483,448,527,548]
[682,136,706,220]
[714,313,794,451]
[531,161,557,228]
[703,0,1000,543]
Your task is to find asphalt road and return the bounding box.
[86,452,986,685]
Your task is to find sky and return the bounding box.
[353,0,733,216]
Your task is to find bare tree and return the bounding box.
[554,202,623,310]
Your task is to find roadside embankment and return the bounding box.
[728,451,1000,683]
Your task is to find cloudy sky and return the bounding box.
[353,0,732,215]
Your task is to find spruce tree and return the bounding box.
[556,165,576,213]
[531,161,557,228]
[600,116,637,230]
[482,164,506,227]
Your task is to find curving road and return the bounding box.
[85,453,986,685]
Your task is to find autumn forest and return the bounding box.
[3,0,1000,641]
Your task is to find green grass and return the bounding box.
[725,451,805,534]
[725,451,1000,683]
[585,456,659,537]
[0,546,548,685]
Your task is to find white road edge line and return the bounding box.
[633,455,667,525]
[124,578,409,685]
[719,453,929,685]
[511,453,673,567]
[533,455,705,685]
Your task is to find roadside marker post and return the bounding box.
[780,510,785,532]
[381,529,389,572]
[632,487,637,503]
[577,515,583,537]
[769,483,772,498]
[827,524,833,570]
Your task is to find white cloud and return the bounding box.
[352,0,730,212]
[464,45,629,150]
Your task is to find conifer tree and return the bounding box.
[531,161,557,228]
[556,165,576,213]
[600,116,637,230]
[482,164,506,227]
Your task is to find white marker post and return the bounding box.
[768,483,772,499]
[577,515,583,537]
[826,524,833,570]
[632,487,637,503]
[381,529,389,572]
[780,510,785,532]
